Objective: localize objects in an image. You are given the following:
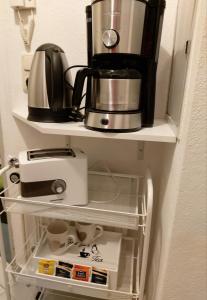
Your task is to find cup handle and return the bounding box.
[93,225,104,242]
[65,234,76,250]
[52,235,76,255]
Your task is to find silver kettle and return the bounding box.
[28,43,73,122]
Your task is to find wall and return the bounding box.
[168,0,196,126]
[0,0,179,161]
[0,0,178,247]
[146,0,207,299]
[0,1,179,299]
[0,2,68,161]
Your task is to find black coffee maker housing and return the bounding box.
[73,0,166,132]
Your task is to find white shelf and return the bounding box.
[2,172,142,230]
[34,229,122,290]
[13,106,177,143]
[7,238,137,300]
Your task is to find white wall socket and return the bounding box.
[10,0,36,9]
[22,53,33,93]
[24,0,36,9]
[10,0,25,7]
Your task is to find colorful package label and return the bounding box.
[38,259,56,276]
[55,261,73,279]
[91,267,108,285]
[72,264,91,282]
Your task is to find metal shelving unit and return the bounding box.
[2,172,144,230]
[0,170,153,300]
[7,237,135,300]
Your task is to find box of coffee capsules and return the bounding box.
[72,264,91,282]
[91,267,108,285]
[38,259,108,286]
[38,259,56,276]
[55,261,73,279]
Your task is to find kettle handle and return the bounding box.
[72,68,94,109]
[47,50,63,112]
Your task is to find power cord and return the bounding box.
[64,65,88,89]
[64,65,88,121]
[89,161,121,204]
[0,157,19,177]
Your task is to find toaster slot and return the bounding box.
[27,148,76,160]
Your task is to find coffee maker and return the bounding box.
[72,0,166,132]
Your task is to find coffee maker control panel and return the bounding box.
[102,29,120,49]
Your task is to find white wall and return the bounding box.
[0,0,178,161]
[0,3,68,161]
[0,0,178,256]
[168,0,196,126]
[146,1,207,299]
[155,0,178,118]
[0,1,180,300]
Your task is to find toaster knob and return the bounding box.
[51,179,66,194]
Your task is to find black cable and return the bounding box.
[79,107,85,111]
[65,81,74,90]
[69,109,85,122]
[64,65,88,122]
[64,65,87,90]
[81,93,87,100]
[35,291,42,300]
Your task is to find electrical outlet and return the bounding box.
[22,53,33,93]
[10,0,36,9]
[24,0,36,9]
[10,0,25,8]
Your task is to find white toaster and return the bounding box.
[18,148,88,206]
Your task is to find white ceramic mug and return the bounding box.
[75,222,103,246]
[46,220,78,255]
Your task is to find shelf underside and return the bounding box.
[13,107,176,143]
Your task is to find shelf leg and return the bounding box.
[0,214,11,300]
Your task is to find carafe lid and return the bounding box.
[93,69,141,79]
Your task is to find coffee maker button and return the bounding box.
[101,119,109,126]
[102,29,119,49]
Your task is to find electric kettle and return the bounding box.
[28,43,73,122]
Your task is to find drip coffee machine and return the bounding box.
[72,0,166,132]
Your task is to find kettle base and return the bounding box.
[28,107,73,123]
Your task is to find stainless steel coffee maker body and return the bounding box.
[91,69,141,112]
[92,0,146,55]
[88,68,142,130]
[72,0,166,132]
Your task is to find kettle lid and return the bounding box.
[36,43,64,53]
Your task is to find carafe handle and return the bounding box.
[72,68,95,109]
